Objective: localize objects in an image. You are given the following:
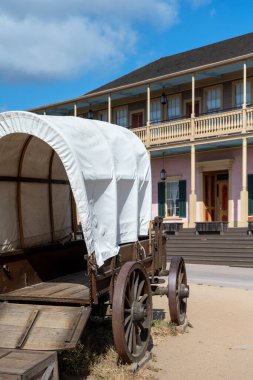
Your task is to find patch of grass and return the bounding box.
[151,319,178,343]
[59,316,180,379]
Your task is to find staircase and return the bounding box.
[166,228,253,267]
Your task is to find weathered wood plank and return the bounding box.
[0,271,90,304]
[0,350,59,379]
[0,303,91,351]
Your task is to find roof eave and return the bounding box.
[29,52,253,112]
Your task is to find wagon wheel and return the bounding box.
[168,256,189,325]
[112,261,152,364]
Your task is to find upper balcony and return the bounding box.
[131,105,253,149]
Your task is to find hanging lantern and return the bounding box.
[160,89,167,105]
[87,109,94,119]
[160,153,167,180]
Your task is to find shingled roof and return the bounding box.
[88,32,253,95]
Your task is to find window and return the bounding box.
[158,179,186,218]
[150,100,161,124]
[98,110,108,122]
[168,95,181,119]
[115,107,127,127]
[205,86,221,112]
[234,81,251,107]
[166,181,180,217]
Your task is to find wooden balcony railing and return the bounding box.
[131,106,253,147]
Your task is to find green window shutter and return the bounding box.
[248,174,253,216]
[179,180,187,218]
[158,182,165,217]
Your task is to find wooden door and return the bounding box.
[203,172,228,222]
[216,180,228,222]
[131,112,143,128]
[186,101,200,117]
[204,174,216,221]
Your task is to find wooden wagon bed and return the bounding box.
[0,271,90,305]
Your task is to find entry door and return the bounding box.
[204,172,228,222]
[185,101,200,117]
[216,179,228,222]
[131,112,143,128]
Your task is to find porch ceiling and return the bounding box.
[150,138,252,158]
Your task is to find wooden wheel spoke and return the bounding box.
[133,271,139,299]
[132,324,137,354]
[139,293,148,304]
[125,319,133,343]
[137,279,145,299]
[124,314,132,327]
[127,323,134,352]
[125,294,131,308]
[130,271,136,301]
[137,321,145,332]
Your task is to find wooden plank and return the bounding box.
[16,309,40,349]
[0,271,90,304]
[0,303,91,351]
[0,350,58,379]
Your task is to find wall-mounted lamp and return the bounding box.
[160,153,167,181]
[87,109,94,119]
[160,87,167,105]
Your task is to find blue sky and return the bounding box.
[0,0,252,111]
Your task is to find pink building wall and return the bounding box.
[151,146,253,225]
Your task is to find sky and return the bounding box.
[0,0,253,111]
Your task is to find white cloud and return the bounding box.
[0,0,179,83]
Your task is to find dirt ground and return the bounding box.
[152,283,253,380]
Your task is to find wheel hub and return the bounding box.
[132,301,146,321]
[178,284,190,299]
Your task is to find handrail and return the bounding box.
[131,105,253,147]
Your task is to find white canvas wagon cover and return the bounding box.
[0,111,151,266]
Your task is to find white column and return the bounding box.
[243,62,247,109]
[43,110,46,115]
[147,84,151,146]
[108,94,112,123]
[74,104,77,117]
[191,74,195,117]
[189,144,197,227]
[239,137,248,226]
[191,74,195,140]
[242,62,247,133]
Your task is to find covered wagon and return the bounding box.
[0,111,189,367]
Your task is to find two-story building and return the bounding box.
[30,32,253,229]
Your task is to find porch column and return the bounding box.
[242,62,247,133]
[239,137,248,226]
[108,94,112,123]
[146,84,151,147]
[74,104,77,117]
[228,167,233,228]
[189,144,197,227]
[191,74,195,140]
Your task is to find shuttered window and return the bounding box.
[248,174,253,216]
[157,179,186,218]
[158,182,165,217]
[179,180,187,218]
